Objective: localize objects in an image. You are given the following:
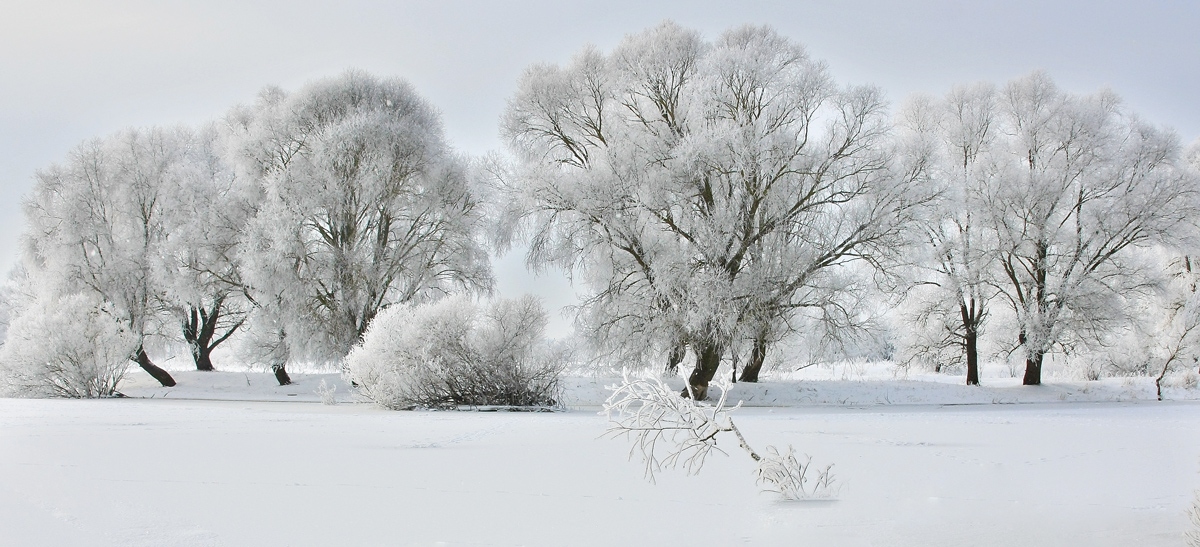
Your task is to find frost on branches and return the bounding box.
[500,22,927,398]
[602,373,836,500]
[0,292,137,398]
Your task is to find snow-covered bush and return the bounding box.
[344,295,564,409]
[603,373,837,499]
[0,293,137,398]
[1177,370,1200,391]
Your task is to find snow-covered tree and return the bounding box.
[1148,254,1200,398]
[158,124,255,371]
[500,22,925,398]
[895,83,1001,385]
[233,71,493,372]
[22,127,196,387]
[987,73,1197,385]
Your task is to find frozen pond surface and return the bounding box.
[2,397,1198,546]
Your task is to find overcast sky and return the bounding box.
[3,0,1198,335]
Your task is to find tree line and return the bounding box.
[2,21,1198,399]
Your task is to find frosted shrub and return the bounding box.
[603,373,837,499]
[314,379,338,405]
[1179,371,1200,391]
[0,293,137,398]
[345,295,564,409]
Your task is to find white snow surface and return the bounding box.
[3,367,1200,546]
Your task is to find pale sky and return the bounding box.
[3,0,1198,336]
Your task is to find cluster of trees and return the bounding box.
[1,71,492,395]
[2,21,1199,400]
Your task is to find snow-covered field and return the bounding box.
[3,369,1200,546]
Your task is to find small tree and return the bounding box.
[0,292,137,398]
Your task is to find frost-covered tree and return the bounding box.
[896,84,1001,385]
[1146,254,1200,398]
[158,124,255,371]
[501,22,923,398]
[22,127,195,387]
[988,73,1197,385]
[233,71,493,371]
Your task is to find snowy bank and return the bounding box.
[115,368,1200,407]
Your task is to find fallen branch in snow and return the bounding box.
[602,372,837,499]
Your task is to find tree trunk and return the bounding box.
[961,302,980,386]
[1023,241,1048,387]
[964,326,979,386]
[136,346,176,387]
[193,348,215,372]
[1156,361,1169,401]
[1022,349,1043,386]
[738,335,768,383]
[683,339,723,401]
[272,365,292,386]
[182,299,243,372]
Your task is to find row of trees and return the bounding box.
[496,22,1200,397]
[897,73,1198,386]
[2,21,1198,399]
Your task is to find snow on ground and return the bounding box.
[3,366,1200,546]
[119,359,1200,407]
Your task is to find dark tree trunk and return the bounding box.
[182,297,243,372]
[1023,241,1048,387]
[738,335,768,383]
[1022,349,1043,386]
[964,326,979,386]
[194,350,214,372]
[960,301,980,386]
[136,346,176,387]
[664,344,686,375]
[272,365,292,386]
[683,340,723,401]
